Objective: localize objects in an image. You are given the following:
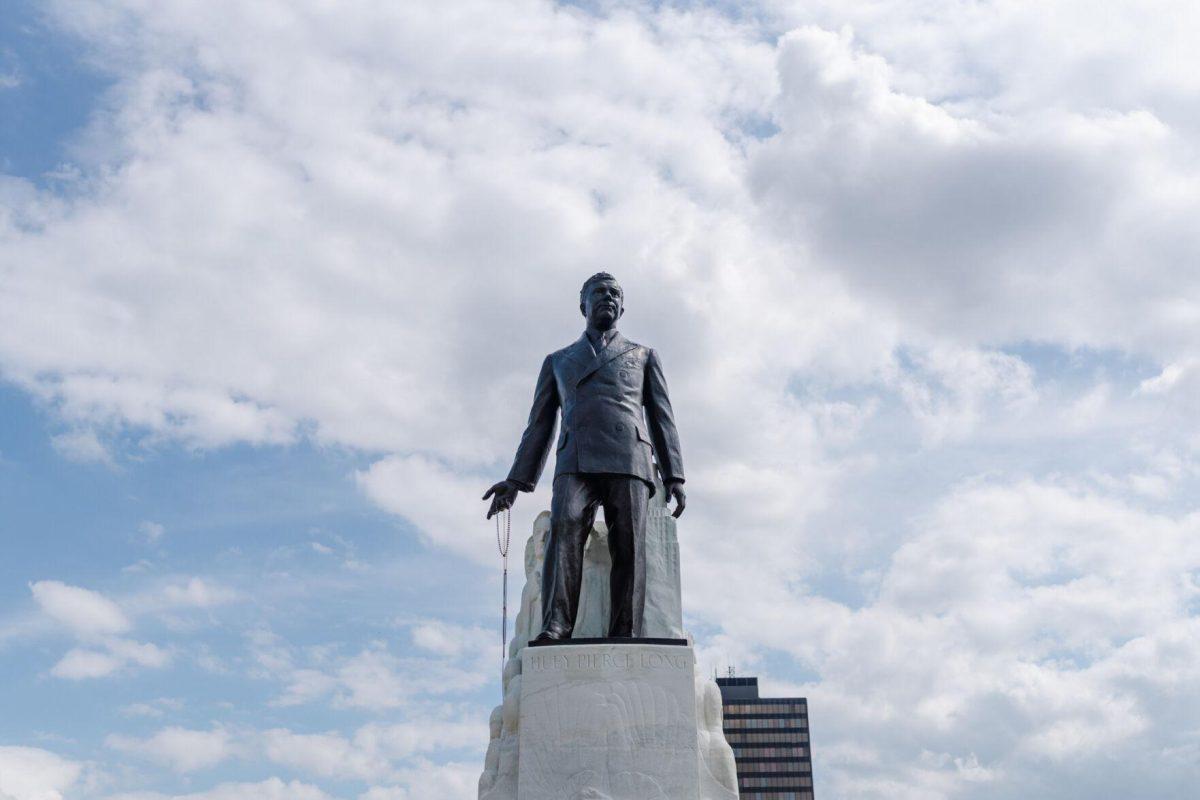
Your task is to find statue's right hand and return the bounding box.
[483,480,519,519]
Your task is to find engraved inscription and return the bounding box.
[529,651,690,672]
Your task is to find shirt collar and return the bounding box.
[585,327,617,353]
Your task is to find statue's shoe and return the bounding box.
[534,629,566,642]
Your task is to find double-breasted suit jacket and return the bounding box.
[507,331,684,494]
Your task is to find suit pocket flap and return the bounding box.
[635,427,652,445]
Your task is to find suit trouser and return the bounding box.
[541,473,650,638]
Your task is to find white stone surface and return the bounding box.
[575,478,685,638]
[641,481,686,639]
[696,678,740,800]
[498,476,682,652]
[477,492,738,800]
[517,643,701,800]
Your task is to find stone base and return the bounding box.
[516,643,702,800]
[477,504,738,800]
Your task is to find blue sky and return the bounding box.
[0,383,496,796]
[2,1,1200,799]
[0,1,111,182]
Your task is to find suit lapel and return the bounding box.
[576,331,636,385]
[560,335,595,385]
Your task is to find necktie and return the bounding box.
[590,331,610,356]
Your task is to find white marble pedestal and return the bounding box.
[476,498,739,800]
[516,642,702,800]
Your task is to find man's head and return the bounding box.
[579,272,624,330]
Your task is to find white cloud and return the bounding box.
[261,729,388,782]
[105,638,172,668]
[893,345,1037,444]
[30,581,130,636]
[3,1,1200,798]
[97,719,481,789]
[138,521,165,542]
[104,778,331,800]
[709,478,1200,797]
[50,637,169,679]
[329,645,489,711]
[358,789,407,800]
[0,747,81,800]
[249,624,492,710]
[29,580,170,679]
[272,667,338,708]
[119,698,183,718]
[105,727,234,774]
[379,760,479,800]
[160,578,238,609]
[50,648,122,680]
[750,24,1200,359]
[356,456,508,567]
[409,621,490,658]
[49,429,113,465]
[259,722,481,783]
[119,702,163,718]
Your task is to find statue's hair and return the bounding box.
[579,272,620,304]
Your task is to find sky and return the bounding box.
[1,1,1199,798]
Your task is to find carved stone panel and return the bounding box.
[517,644,702,800]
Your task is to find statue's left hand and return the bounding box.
[666,481,686,518]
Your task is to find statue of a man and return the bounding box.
[484,273,686,641]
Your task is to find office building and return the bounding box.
[716,675,814,799]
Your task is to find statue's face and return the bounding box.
[581,278,624,329]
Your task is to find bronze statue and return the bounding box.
[484,273,686,640]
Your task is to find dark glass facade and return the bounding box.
[717,676,814,800]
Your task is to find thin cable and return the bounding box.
[496,508,511,680]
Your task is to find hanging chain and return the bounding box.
[495,508,511,679]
